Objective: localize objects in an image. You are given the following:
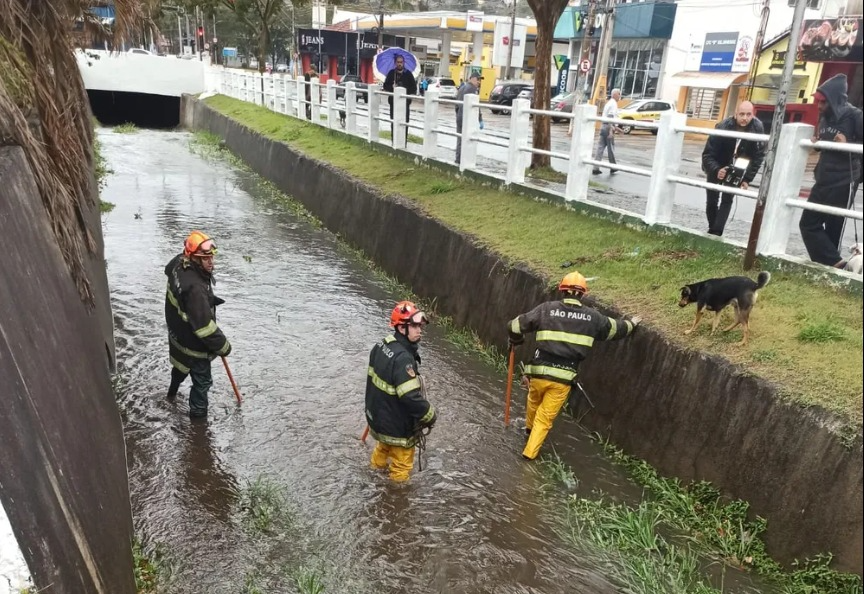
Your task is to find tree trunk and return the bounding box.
[257,24,270,73]
[526,0,568,169]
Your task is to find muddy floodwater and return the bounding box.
[99,128,769,594]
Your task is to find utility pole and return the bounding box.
[743,0,808,270]
[378,0,385,48]
[572,0,598,105]
[505,0,518,80]
[589,0,616,109]
[744,0,771,101]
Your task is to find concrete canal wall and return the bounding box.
[182,96,863,575]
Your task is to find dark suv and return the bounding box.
[489,82,532,114]
[335,74,368,102]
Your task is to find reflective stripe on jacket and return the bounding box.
[164,254,230,372]
[365,333,436,447]
[508,298,634,384]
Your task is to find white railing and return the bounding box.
[213,68,862,272]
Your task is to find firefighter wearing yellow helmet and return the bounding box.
[164,231,232,417]
[507,272,641,459]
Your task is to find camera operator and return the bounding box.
[701,101,766,236]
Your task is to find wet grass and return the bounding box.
[527,166,567,185]
[202,95,863,426]
[114,122,139,134]
[378,130,424,145]
[132,537,172,593]
[236,475,294,536]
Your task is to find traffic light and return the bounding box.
[197,26,204,48]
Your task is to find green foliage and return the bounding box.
[113,123,139,134]
[292,566,326,594]
[797,320,846,343]
[132,538,168,593]
[527,166,567,185]
[538,450,578,489]
[429,180,457,194]
[236,475,294,535]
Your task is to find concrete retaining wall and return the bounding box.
[0,146,135,593]
[182,96,863,574]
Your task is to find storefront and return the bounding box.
[297,28,405,83]
[799,15,863,110]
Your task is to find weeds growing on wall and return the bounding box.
[93,136,115,213]
[133,537,172,593]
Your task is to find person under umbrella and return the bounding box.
[382,53,418,146]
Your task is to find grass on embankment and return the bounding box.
[204,95,863,427]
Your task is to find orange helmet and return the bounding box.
[184,231,217,258]
[559,271,588,294]
[389,300,428,328]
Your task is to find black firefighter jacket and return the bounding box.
[365,332,436,448]
[508,297,636,385]
[701,116,766,184]
[812,74,863,188]
[164,254,231,373]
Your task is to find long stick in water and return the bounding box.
[221,356,243,405]
[361,425,369,443]
[504,346,515,426]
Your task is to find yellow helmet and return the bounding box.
[559,271,588,294]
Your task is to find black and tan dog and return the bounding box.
[678,271,771,346]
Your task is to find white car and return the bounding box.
[425,77,458,99]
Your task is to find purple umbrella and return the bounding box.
[373,47,421,82]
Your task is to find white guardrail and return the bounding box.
[217,69,862,267]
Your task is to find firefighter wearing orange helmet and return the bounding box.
[364,301,437,481]
[164,231,232,417]
[508,272,641,459]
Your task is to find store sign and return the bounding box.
[798,17,863,63]
[700,32,739,72]
[731,35,754,72]
[492,20,527,67]
[556,57,571,95]
[769,49,807,70]
[466,12,484,32]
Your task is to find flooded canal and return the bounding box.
[99,128,768,594]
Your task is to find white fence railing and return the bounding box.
[214,69,862,272]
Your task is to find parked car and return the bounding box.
[550,92,578,123]
[425,77,458,99]
[489,82,532,113]
[616,99,676,134]
[335,74,368,102]
[276,63,288,73]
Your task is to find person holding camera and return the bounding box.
[701,101,766,236]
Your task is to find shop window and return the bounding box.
[606,40,664,99]
[686,88,723,120]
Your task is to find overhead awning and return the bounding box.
[670,71,747,90]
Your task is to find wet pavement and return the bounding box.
[97,127,775,593]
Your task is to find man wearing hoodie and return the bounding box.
[799,74,863,268]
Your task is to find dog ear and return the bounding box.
[680,286,690,297]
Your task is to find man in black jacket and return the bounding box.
[382,55,417,143]
[508,272,641,460]
[701,101,766,236]
[799,74,864,267]
[365,301,436,482]
[165,231,231,418]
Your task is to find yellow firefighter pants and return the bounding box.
[523,378,572,460]
[370,442,416,482]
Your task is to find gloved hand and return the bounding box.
[508,337,523,348]
[479,120,485,130]
[219,341,232,358]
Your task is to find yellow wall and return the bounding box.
[749,36,821,104]
[448,45,497,99]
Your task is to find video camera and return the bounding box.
[722,156,750,188]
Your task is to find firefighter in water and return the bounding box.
[508,272,641,460]
[365,301,437,482]
[164,231,232,418]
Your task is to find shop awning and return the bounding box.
[670,71,747,89]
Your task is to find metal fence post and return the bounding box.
[756,122,814,256]
[564,104,597,201]
[326,79,338,129]
[506,98,530,184]
[393,87,408,148]
[644,111,687,224]
[459,93,480,171]
[311,77,321,123]
[345,82,358,133]
[368,85,381,143]
[422,91,440,159]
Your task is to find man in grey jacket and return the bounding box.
[455,73,484,164]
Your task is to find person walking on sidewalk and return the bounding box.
[701,101,766,236]
[591,88,622,175]
[365,301,437,482]
[455,73,484,165]
[799,74,863,267]
[165,231,232,418]
[507,272,640,460]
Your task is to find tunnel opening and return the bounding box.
[88,90,180,128]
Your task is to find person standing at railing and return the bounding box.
[799,74,863,268]
[591,88,621,175]
[455,73,484,165]
[700,101,766,236]
[304,64,318,120]
[383,55,417,143]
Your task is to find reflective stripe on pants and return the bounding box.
[370,442,415,482]
[523,378,572,460]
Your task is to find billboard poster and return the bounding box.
[799,17,862,62]
[731,35,754,72]
[492,21,527,68]
[700,32,739,72]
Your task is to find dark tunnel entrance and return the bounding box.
[88,90,180,128]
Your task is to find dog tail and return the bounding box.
[755,271,771,289]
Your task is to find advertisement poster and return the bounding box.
[699,32,739,72]
[731,35,754,72]
[799,17,862,62]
